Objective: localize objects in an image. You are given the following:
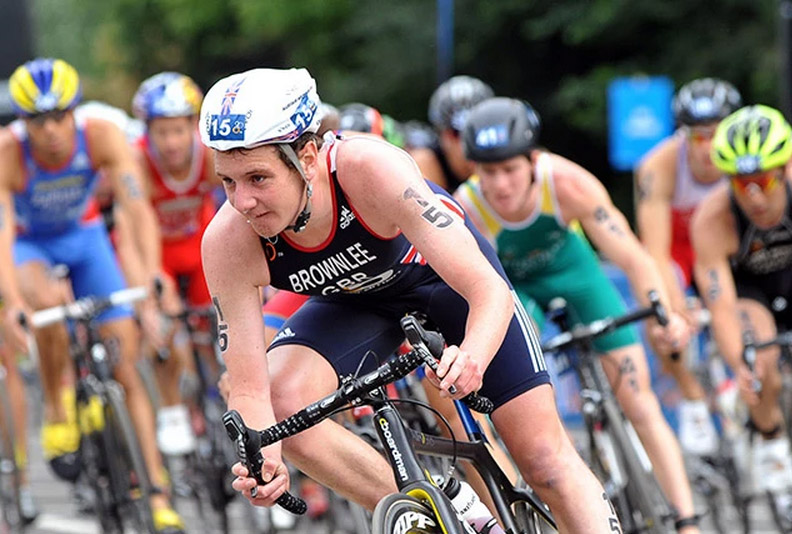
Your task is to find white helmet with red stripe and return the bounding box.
[199,68,321,152]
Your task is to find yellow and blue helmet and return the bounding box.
[132,72,203,122]
[9,58,82,117]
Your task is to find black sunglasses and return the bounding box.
[29,109,69,127]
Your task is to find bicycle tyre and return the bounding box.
[79,415,124,532]
[104,381,157,533]
[370,493,445,534]
[586,425,635,533]
[0,373,24,534]
[512,483,558,534]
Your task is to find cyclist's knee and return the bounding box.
[18,264,63,309]
[518,436,579,492]
[759,374,783,403]
[618,390,662,429]
[268,346,338,419]
[270,378,310,421]
[24,286,65,311]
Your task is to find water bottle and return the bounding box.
[444,478,505,534]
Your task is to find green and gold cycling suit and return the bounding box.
[455,152,637,352]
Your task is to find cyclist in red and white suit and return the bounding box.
[132,72,221,456]
[635,78,742,456]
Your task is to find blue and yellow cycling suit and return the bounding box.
[9,117,131,323]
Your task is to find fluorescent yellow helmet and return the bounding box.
[711,104,792,175]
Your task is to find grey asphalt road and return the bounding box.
[19,442,785,534]
[9,386,786,534]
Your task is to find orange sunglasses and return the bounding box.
[730,170,781,195]
[687,126,717,144]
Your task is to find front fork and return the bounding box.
[370,391,471,534]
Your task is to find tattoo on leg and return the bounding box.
[706,269,721,303]
[593,206,625,237]
[403,187,453,228]
[619,355,639,392]
[121,173,143,199]
[738,309,753,336]
[212,296,229,352]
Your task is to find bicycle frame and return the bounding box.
[29,287,155,533]
[225,315,557,533]
[409,402,556,531]
[542,295,673,533]
[368,389,470,534]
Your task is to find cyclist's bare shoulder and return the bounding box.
[334,136,419,232]
[637,134,680,173]
[635,135,679,200]
[202,201,270,287]
[548,152,612,218]
[690,183,736,254]
[83,117,133,167]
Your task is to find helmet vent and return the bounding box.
[771,139,789,156]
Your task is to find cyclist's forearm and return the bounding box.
[0,212,24,307]
[459,277,512,367]
[623,250,673,310]
[128,201,162,279]
[652,255,688,314]
[0,258,23,308]
[228,390,284,451]
[708,309,744,372]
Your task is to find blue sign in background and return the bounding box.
[607,76,675,171]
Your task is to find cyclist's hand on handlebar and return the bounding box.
[138,298,167,349]
[678,297,705,332]
[648,311,690,358]
[428,345,485,399]
[231,456,290,507]
[1,304,31,354]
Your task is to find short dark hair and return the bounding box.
[277,132,323,172]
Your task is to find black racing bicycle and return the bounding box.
[541,291,676,534]
[223,314,558,534]
[150,277,237,534]
[741,329,792,532]
[171,305,237,534]
[28,287,157,534]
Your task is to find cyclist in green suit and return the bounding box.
[455,97,700,533]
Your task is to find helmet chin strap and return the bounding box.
[279,144,313,233]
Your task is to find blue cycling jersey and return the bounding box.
[10,118,132,324]
[10,118,101,237]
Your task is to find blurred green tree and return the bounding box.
[30,0,781,218]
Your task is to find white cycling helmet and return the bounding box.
[199,68,321,152]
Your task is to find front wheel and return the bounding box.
[104,381,156,533]
[0,372,23,534]
[370,494,444,534]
